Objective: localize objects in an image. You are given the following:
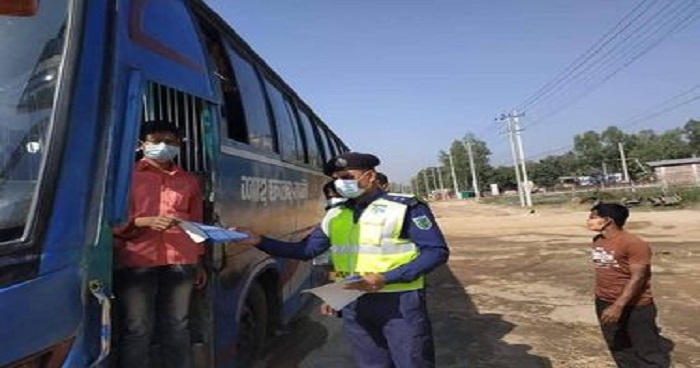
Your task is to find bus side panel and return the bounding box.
[212,147,327,365]
[0,269,82,365]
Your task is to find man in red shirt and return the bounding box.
[587,203,669,367]
[114,120,205,368]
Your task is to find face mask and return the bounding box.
[334,171,371,199]
[335,179,365,198]
[586,218,609,232]
[326,197,347,208]
[143,142,180,162]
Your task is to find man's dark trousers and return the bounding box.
[342,289,435,368]
[595,298,670,368]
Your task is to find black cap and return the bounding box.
[323,152,380,176]
[375,172,388,185]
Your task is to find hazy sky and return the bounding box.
[205,0,700,182]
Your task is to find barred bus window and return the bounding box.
[141,82,209,173]
[228,50,275,152]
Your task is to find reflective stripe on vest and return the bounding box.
[320,198,424,292]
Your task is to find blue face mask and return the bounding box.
[143,142,180,162]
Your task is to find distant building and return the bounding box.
[646,157,700,186]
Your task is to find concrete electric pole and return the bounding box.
[448,150,460,195]
[512,112,533,207]
[618,142,630,183]
[422,169,431,195]
[436,165,445,192]
[465,140,480,198]
[500,113,525,207]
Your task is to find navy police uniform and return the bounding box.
[257,152,449,368]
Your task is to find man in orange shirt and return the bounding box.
[587,203,669,368]
[114,120,205,368]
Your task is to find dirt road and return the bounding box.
[261,201,700,368]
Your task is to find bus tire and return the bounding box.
[237,282,268,364]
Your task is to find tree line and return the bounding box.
[412,120,700,196]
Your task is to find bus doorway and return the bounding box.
[112,81,217,368]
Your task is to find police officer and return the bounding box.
[376,172,390,191]
[236,152,449,368]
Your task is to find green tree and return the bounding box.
[684,119,700,156]
[573,130,604,172]
[529,152,579,188]
[487,166,518,191]
[437,135,492,193]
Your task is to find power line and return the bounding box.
[502,88,700,165]
[524,0,700,129]
[518,0,657,112]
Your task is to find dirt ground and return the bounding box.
[260,201,700,368]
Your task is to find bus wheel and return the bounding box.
[237,282,268,365]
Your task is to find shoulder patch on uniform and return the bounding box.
[411,215,433,230]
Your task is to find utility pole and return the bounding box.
[422,169,431,196]
[618,142,630,183]
[512,112,533,207]
[448,150,460,195]
[430,167,439,193]
[602,161,608,190]
[437,165,445,192]
[500,113,525,206]
[465,140,480,198]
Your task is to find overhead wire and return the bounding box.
[517,0,658,112]
[524,0,700,128]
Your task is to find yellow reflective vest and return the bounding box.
[320,197,424,292]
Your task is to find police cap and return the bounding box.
[324,152,381,176]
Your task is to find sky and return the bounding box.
[205,0,700,183]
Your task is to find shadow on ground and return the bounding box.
[429,265,552,368]
[259,264,552,368]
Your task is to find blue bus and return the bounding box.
[0,0,348,366]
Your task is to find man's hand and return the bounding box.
[600,303,624,324]
[194,263,208,289]
[343,273,386,293]
[134,216,179,231]
[319,303,336,316]
[229,227,262,246]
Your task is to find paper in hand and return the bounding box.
[303,282,366,311]
[178,221,249,244]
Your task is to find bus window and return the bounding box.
[314,118,333,163]
[296,108,323,168]
[263,78,303,163]
[202,31,247,144]
[228,49,275,152]
[284,99,306,163]
[0,0,67,246]
[327,132,340,157]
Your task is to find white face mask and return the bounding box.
[143,142,180,162]
[334,179,365,198]
[326,197,348,208]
